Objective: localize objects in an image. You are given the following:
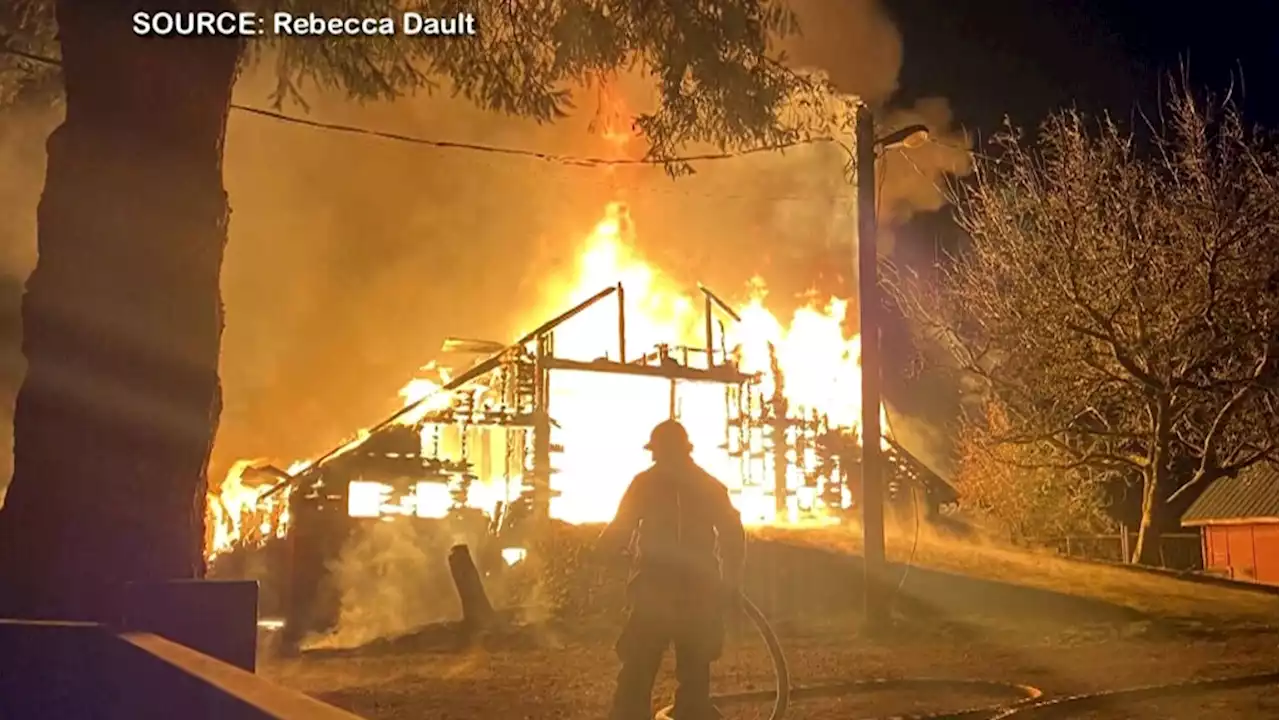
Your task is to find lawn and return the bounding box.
[261,525,1278,719]
[755,525,1278,625]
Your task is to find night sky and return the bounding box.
[888,0,1277,135]
[877,0,1276,436]
[881,0,1276,266]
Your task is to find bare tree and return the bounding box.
[953,401,1115,543]
[894,82,1278,565]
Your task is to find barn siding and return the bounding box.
[1227,526,1257,580]
[1199,522,1278,586]
[1205,526,1229,569]
[1253,524,1278,586]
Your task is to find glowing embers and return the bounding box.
[346,480,454,518]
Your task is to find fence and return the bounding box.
[1047,532,1204,571]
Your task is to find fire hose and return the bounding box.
[653,589,1277,720]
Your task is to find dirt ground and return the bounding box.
[263,615,1277,719]
[262,528,1278,719]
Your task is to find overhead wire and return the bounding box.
[237,104,842,167]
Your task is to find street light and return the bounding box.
[877,124,931,151]
[854,105,929,629]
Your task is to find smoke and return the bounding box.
[0,1,971,495]
[305,518,473,650]
[885,405,956,479]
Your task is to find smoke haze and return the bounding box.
[305,519,468,650]
[0,0,970,492]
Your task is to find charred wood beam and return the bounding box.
[617,282,627,363]
[704,292,715,368]
[539,356,753,384]
[441,337,507,354]
[697,284,743,323]
[769,344,789,518]
[448,545,495,633]
[444,285,618,394]
[531,336,553,519]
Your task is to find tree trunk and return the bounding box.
[1131,474,1161,565]
[0,0,241,620]
[1132,397,1173,566]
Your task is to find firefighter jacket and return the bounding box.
[598,458,747,598]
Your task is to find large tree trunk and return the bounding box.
[0,0,241,620]
[1131,474,1161,565]
[1132,397,1173,566]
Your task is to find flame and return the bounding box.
[733,292,891,438]
[205,459,290,561]
[592,74,634,153]
[205,201,890,559]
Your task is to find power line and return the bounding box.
[232,104,835,166]
[3,45,838,167]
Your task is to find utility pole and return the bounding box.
[855,103,888,628]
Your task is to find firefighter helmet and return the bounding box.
[644,419,693,454]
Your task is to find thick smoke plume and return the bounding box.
[0,1,969,516]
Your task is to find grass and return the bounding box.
[754,524,1277,625]
[260,523,1278,719]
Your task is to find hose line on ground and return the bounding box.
[655,590,1277,720]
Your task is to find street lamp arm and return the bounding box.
[875,124,930,151]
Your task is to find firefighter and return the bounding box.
[597,419,747,720]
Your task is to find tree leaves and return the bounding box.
[0,0,58,108]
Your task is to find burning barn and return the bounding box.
[206,203,956,643]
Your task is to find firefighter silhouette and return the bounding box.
[597,419,746,720]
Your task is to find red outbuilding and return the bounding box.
[1181,463,1278,586]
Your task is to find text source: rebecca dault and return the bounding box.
[132,12,478,37]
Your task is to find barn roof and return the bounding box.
[1181,463,1279,526]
